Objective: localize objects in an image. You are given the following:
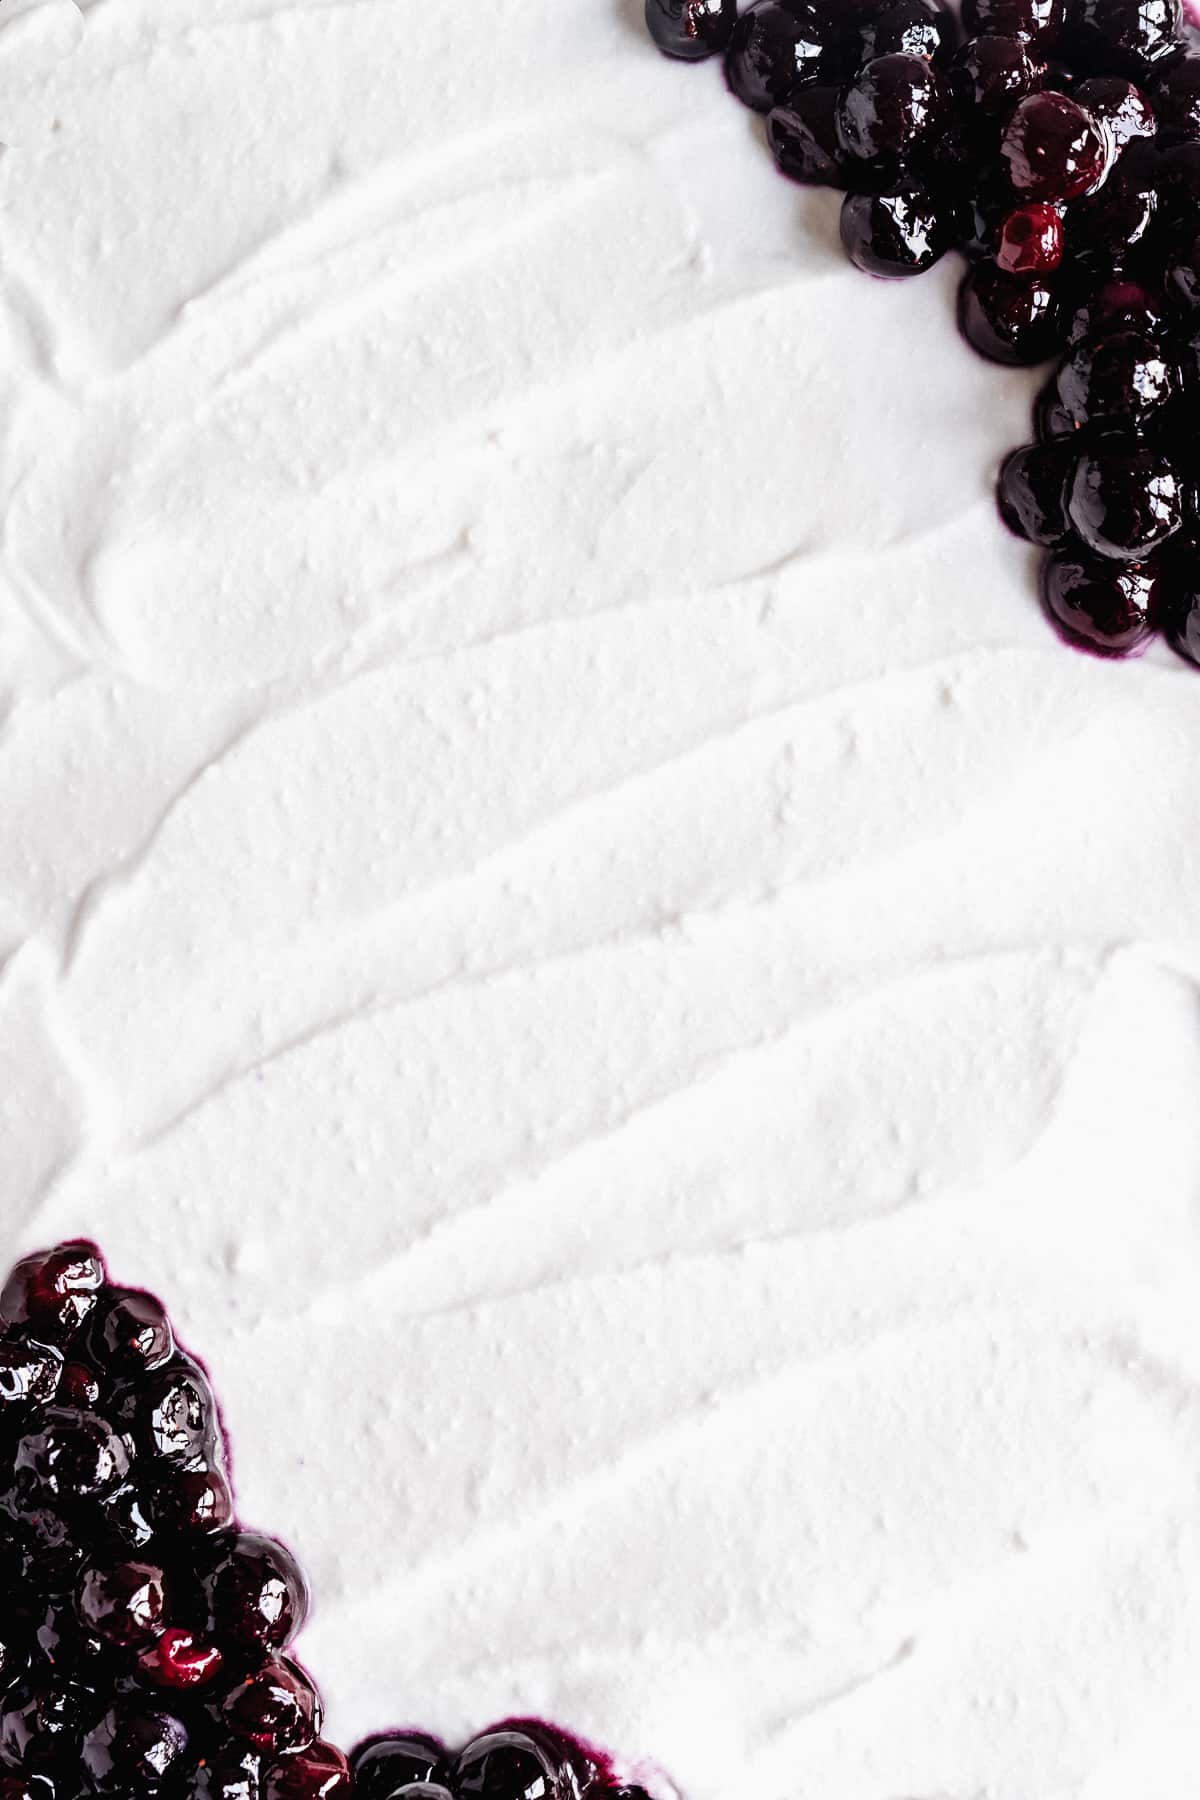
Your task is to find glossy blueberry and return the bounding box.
[1073,74,1157,146]
[1151,50,1200,136]
[0,1243,105,1346]
[14,1408,130,1504]
[137,1625,224,1690]
[81,1702,188,1794]
[455,1725,592,1800]
[57,1359,102,1409]
[262,1742,354,1800]
[997,440,1076,543]
[34,1590,111,1673]
[1069,155,1158,262]
[1055,329,1175,428]
[766,86,848,186]
[1067,441,1182,558]
[1160,544,1200,662]
[840,184,953,275]
[962,0,1065,41]
[1067,0,1183,76]
[0,1339,62,1411]
[0,1778,56,1800]
[1041,548,1159,652]
[855,0,958,64]
[957,261,1062,363]
[836,52,945,162]
[93,1482,157,1560]
[645,0,737,59]
[127,1357,218,1464]
[725,2,832,110]
[996,201,1063,272]
[90,1290,174,1375]
[202,1532,310,1655]
[351,1733,452,1800]
[77,1560,166,1645]
[0,1677,93,1773]
[149,1458,235,1535]
[948,32,1046,117]
[1000,90,1110,199]
[1155,137,1200,229]
[1166,232,1200,309]
[190,1745,264,1800]
[222,1660,321,1756]
[1066,275,1165,343]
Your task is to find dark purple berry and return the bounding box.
[222,1660,321,1756]
[0,1339,62,1410]
[1166,231,1200,310]
[725,2,831,110]
[455,1726,592,1800]
[94,1482,157,1559]
[1067,441,1182,558]
[1055,329,1175,428]
[262,1742,353,1800]
[351,1734,451,1800]
[836,52,945,161]
[1160,545,1200,661]
[131,1358,218,1463]
[150,1458,235,1535]
[1041,547,1159,651]
[962,0,1065,43]
[137,1625,224,1689]
[58,1359,102,1408]
[1156,137,1200,229]
[948,33,1046,117]
[1073,74,1157,146]
[996,201,1064,272]
[997,440,1076,542]
[958,261,1062,362]
[1036,376,1079,439]
[77,1560,166,1645]
[0,1243,104,1346]
[203,1532,309,1656]
[34,1592,109,1671]
[766,85,848,185]
[1067,0,1183,76]
[91,1289,174,1374]
[15,1408,130,1503]
[840,184,953,275]
[1069,156,1158,262]
[645,0,736,59]
[1000,90,1111,199]
[81,1702,188,1793]
[1152,50,1200,135]
[0,1779,55,1800]
[190,1746,264,1800]
[0,1677,92,1773]
[856,0,958,64]
[1066,274,1165,342]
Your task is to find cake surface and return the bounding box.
[4,0,1200,1795]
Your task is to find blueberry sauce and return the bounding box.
[645,0,1200,667]
[0,1243,656,1800]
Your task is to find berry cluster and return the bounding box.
[0,1243,655,1800]
[352,1722,649,1800]
[0,1241,339,1799]
[644,0,1200,664]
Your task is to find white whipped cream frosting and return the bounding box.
[5,1,1200,1794]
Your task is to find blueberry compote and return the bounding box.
[352,1722,651,1800]
[0,1244,656,1800]
[645,0,1200,667]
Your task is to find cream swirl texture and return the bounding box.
[3,2,1200,1797]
